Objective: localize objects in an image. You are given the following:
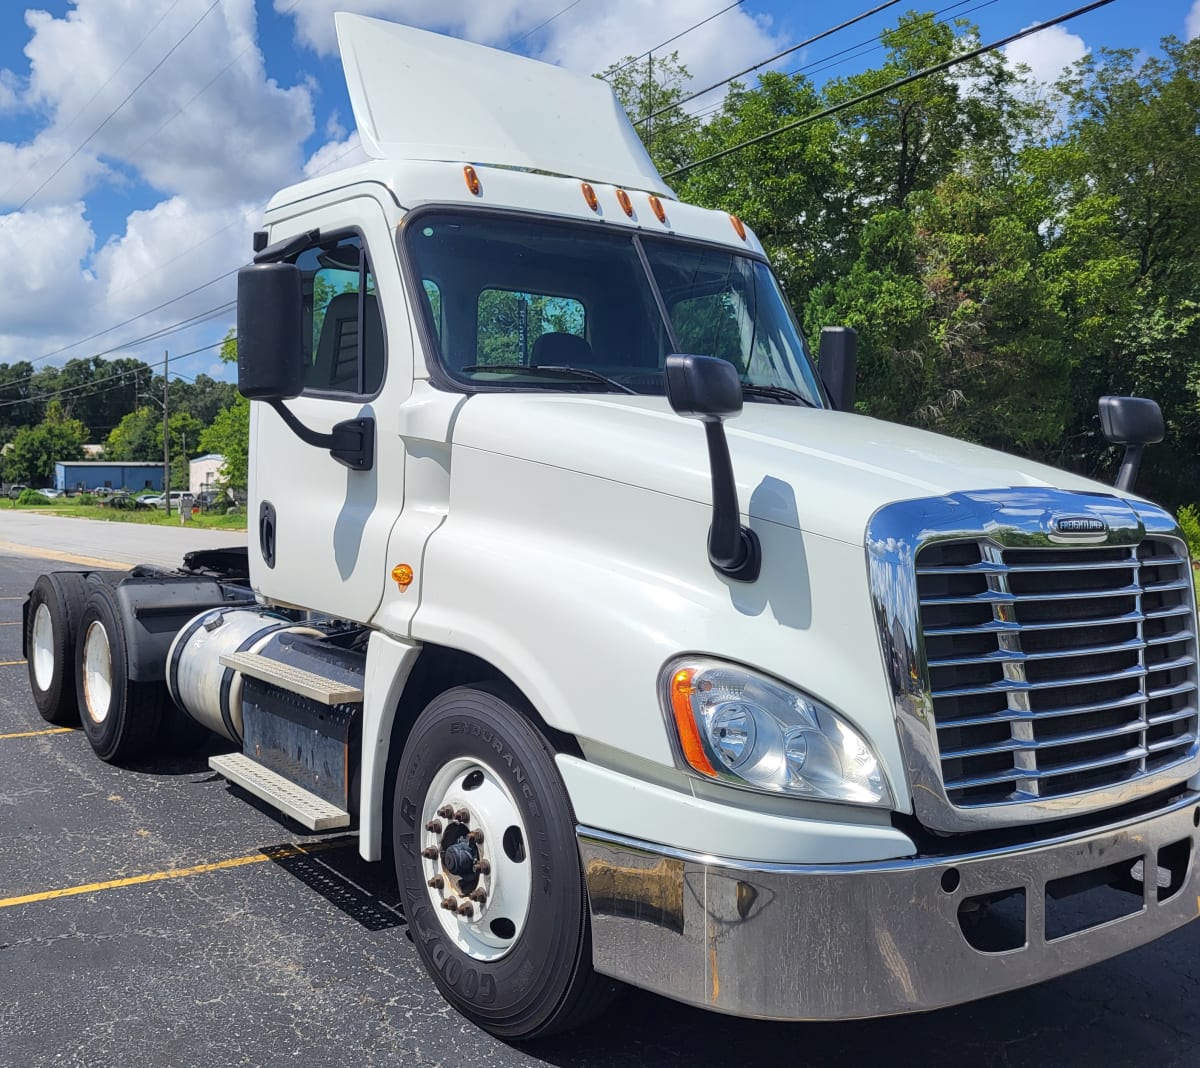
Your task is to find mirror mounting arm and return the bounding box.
[702,420,761,582]
[267,400,375,471]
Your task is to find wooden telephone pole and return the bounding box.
[163,349,170,517]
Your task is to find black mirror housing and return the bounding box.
[818,326,857,411]
[1098,395,1164,446]
[665,354,742,421]
[237,262,304,401]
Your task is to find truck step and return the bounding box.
[219,651,364,705]
[209,752,351,831]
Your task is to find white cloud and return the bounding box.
[1004,23,1088,86]
[1188,1,1200,40]
[0,203,96,358]
[303,131,367,178]
[10,0,314,210]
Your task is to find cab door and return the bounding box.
[249,194,411,623]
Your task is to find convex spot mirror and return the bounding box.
[236,262,304,401]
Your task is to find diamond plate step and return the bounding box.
[209,752,351,831]
[219,651,364,705]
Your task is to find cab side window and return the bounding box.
[295,235,384,395]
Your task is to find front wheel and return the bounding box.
[392,685,616,1040]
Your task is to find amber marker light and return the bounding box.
[729,214,747,241]
[669,668,718,777]
[616,188,634,217]
[463,165,482,197]
[581,182,600,212]
[391,564,414,591]
[649,195,667,224]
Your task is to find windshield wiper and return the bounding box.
[740,383,817,407]
[459,364,637,395]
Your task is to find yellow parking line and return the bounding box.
[0,659,27,666]
[0,621,21,626]
[0,540,130,570]
[0,727,73,740]
[0,839,352,910]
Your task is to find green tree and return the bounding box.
[105,406,160,461]
[7,405,88,486]
[198,329,249,491]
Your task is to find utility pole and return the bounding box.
[163,349,170,517]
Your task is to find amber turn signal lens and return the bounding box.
[616,188,634,217]
[581,182,599,212]
[391,564,414,590]
[669,668,717,777]
[649,195,667,224]
[729,214,747,240]
[463,165,482,196]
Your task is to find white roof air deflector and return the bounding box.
[334,13,670,196]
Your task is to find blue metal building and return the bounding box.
[55,461,164,493]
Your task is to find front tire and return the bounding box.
[74,584,164,762]
[392,685,615,1039]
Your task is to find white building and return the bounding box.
[189,453,225,495]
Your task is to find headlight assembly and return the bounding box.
[661,658,892,807]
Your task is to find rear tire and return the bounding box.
[393,685,616,1040]
[74,584,164,762]
[27,572,89,726]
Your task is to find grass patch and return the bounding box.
[0,495,246,531]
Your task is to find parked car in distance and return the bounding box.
[151,491,194,510]
[106,492,148,510]
[37,488,63,499]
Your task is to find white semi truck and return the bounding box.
[22,13,1200,1040]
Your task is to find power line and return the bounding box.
[13,0,223,213]
[603,2,746,79]
[635,0,905,128]
[664,0,1116,179]
[0,0,189,205]
[646,0,987,141]
[509,0,587,49]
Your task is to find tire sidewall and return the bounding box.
[27,572,87,725]
[393,687,587,1037]
[75,588,129,761]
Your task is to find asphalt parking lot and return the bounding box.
[3,548,1200,1068]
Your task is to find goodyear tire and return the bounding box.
[393,685,616,1039]
[74,583,164,763]
[26,572,90,726]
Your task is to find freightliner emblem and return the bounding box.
[1049,515,1109,541]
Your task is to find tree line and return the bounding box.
[608,12,1200,511]
[0,333,245,490]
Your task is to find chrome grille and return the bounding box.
[917,538,1199,809]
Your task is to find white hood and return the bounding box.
[333,14,669,195]
[453,394,1126,546]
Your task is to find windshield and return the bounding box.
[404,211,825,406]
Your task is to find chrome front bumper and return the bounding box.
[578,792,1200,1020]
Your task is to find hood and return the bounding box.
[333,14,669,195]
[452,394,1127,546]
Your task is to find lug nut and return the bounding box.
[454,808,470,823]
[473,859,491,875]
[457,902,475,918]
[421,846,440,860]
[425,819,442,834]
[467,830,484,845]
[441,895,458,911]
[437,805,455,820]
[468,887,487,903]
[427,875,444,890]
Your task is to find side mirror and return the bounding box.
[1098,395,1164,494]
[818,326,857,411]
[665,354,760,583]
[236,262,304,401]
[664,352,742,420]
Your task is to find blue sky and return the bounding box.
[0,0,1195,392]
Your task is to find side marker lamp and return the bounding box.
[391,564,414,591]
[616,189,634,217]
[463,165,482,197]
[581,182,600,212]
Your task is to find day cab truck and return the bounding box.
[22,13,1200,1041]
